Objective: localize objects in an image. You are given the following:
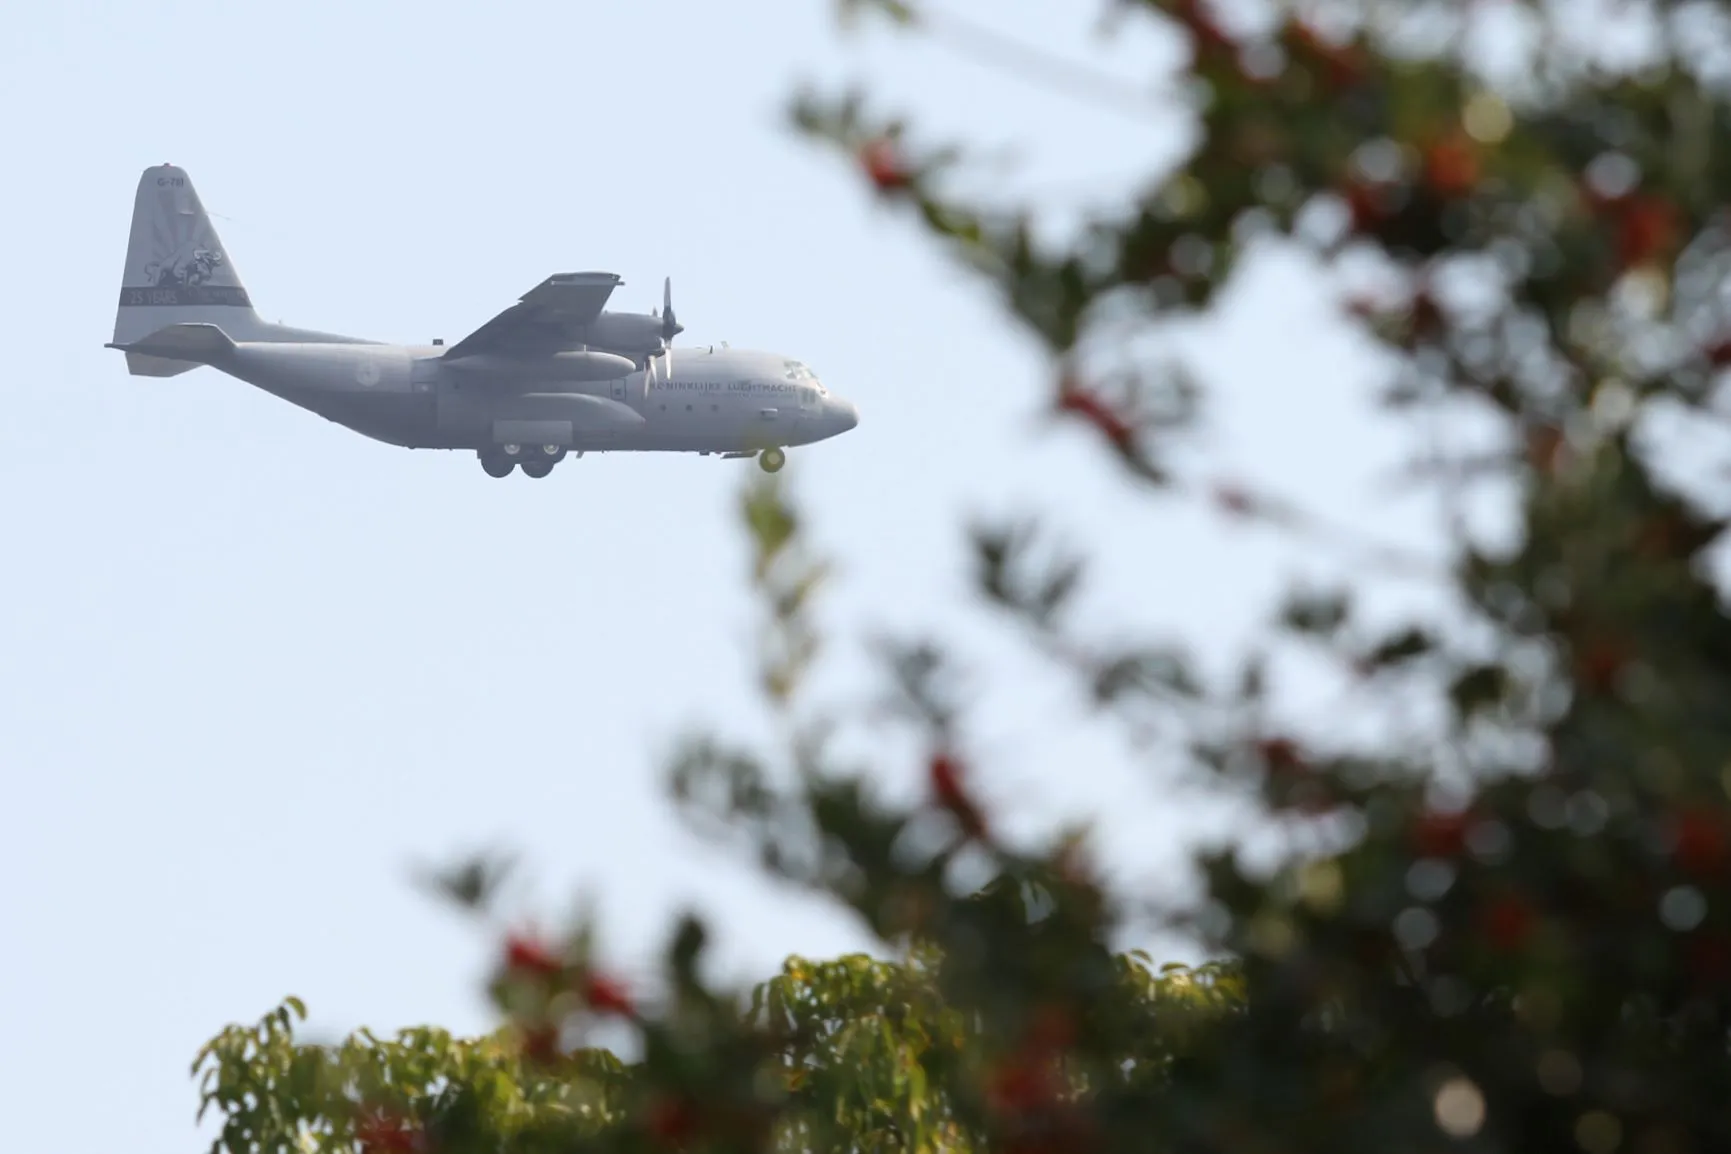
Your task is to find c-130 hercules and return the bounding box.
[107,164,859,477]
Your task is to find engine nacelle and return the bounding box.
[583,311,665,355]
[442,349,637,384]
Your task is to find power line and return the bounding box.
[909,4,1171,125]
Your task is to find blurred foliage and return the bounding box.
[191,998,629,1153]
[201,0,1731,1150]
[195,949,1241,1153]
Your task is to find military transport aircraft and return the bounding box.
[106,164,859,477]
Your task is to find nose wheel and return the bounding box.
[758,447,786,473]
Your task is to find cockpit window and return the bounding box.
[783,360,825,391]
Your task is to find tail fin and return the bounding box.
[111,164,262,376]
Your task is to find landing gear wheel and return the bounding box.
[521,459,554,479]
[481,454,515,478]
[539,444,567,463]
[758,447,786,473]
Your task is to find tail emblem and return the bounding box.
[144,247,226,287]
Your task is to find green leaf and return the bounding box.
[1278,588,1351,635]
[1363,626,1437,668]
[1448,662,1510,718]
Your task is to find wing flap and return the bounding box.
[444,272,623,359]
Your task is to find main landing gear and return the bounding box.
[758,447,786,474]
[480,443,567,478]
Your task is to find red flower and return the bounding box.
[1422,130,1481,198]
[1256,737,1304,775]
[1055,378,1136,450]
[1616,194,1680,270]
[986,1052,1057,1117]
[504,932,562,978]
[1481,894,1536,951]
[930,751,989,840]
[1410,809,1469,858]
[521,1024,561,1064]
[355,1110,420,1154]
[1672,808,1730,876]
[858,137,912,193]
[1574,638,1631,692]
[646,1095,700,1147]
[580,972,636,1017]
[1341,178,1392,233]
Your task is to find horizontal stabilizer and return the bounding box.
[107,322,237,371]
[122,351,201,377]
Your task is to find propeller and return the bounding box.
[654,276,683,377]
[660,276,682,341]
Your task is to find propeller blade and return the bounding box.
[661,276,682,340]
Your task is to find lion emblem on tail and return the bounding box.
[145,247,225,287]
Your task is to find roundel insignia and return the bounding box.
[356,360,382,387]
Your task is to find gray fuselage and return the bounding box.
[202,339,858,455]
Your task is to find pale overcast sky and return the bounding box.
[1,1,1481,1149]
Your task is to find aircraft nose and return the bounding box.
[833,396,859,432]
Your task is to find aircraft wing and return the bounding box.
[442,271,623,359]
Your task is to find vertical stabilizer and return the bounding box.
[111,164,263,375]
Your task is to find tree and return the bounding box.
[194,942,1240,1152]
[199,1,1731,1151]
